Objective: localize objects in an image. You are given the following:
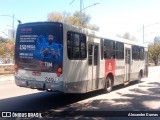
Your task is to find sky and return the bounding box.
[1,0,160,43]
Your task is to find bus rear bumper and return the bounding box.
[15,77,64,92]
[45,82,63,92]
[15,78,28,87]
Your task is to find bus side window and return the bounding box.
[104,39,115,59]
[94,45,98,65]
[72,33,80,58]
[80,35,87,58]
[67,31,86,60]
[139,47,144,60]
[67,32,72,59]
[100,39,104,60]
[88,44,93,65]
[115,42,124,59]
[132,45,140,60]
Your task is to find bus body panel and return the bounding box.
[62,25,88,93]
[14,22,148,93]
[98,56,105,89]
[62,25,104,93]
[130,61,144,81]
[114,60,125,86]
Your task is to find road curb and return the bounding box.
[0,75,14,82]
[0,72,14,75]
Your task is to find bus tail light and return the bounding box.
[32,71,41,76]
[40,62,45,67]
[57,67,62,73]
[14,64,18,73]
[56,67,62,77]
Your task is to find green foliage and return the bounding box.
[148,43,160,65]
[47,11,99,31]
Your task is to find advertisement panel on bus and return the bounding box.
[15,23,64,90]
[15,22,63,74]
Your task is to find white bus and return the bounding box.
[14,22,148,93]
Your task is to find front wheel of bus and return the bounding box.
[104,76,113,93]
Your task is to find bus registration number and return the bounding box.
[45,77,57,83]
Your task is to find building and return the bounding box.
[8,29,16,40]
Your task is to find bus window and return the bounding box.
[67,32,72,59]
[115,42,124,59]
[80,35,87,58]
[88,44,93,65]
[67,31,86,60]
[132,45,140,60]
[139,47,144,60]
[104,39,115,59]
[100,39,104,60]
[94,45,98,65]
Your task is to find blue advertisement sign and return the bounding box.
[15,22,63,73]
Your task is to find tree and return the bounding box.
[0,43,6,57]
[0,38,15,60]
[117,32,138,41]
[148,43,160,66]
[0,37,7,43]
[47,12,63,22]
[47,11,99,31]
[123,32,131,39]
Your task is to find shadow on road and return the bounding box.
[41,80,160,118]
[0,89,104,112]
[0,80,140,112]
[58,80,160,111]
[1,80,159,119]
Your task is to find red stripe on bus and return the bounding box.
[105,60,115,76]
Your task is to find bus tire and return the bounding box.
[104,76,113,93]
[138,70,143,83]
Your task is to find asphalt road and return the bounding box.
[0,66,160,120]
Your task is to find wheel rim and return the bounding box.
[107,80,111,88]
[106,78,112,90]
[138,72,142,81]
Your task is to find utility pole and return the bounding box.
[143,25,144,43]
[1,14,21,40]
[80,0,83,25]
[142,22,160,44]
[69,0,99,26]
[12,14,15,39]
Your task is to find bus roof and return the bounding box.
[18,21,148,48]
[17,21,63,28]
[62,22,148,48]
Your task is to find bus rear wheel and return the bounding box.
[137,71,143,83]
[104,76,113,93]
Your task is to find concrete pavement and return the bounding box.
[0,74,14,82]
[0,66,160,120]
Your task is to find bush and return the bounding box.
[0,65,14,73]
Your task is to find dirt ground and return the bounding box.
[0,65,14,74]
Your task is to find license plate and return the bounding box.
[28,81,44,89]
